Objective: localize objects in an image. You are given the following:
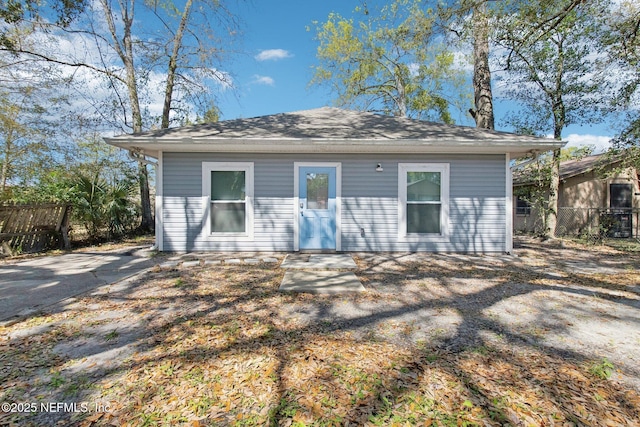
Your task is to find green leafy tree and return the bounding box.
[600,0,640,167]
[103,179,137,237]
[196,105,221,124]
[0,90,40,194]
[71,136,138,239]
[495,0,605,238]
[310,0,465,122]
[5,131,140,240]
[0,87,61,196]
[0,39,74,197]
[0,0,87,49]
[1,0,240,232]
[559,145,595,161]
[73,173,107,240]
[514,146,595,236]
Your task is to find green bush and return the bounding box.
[72,173,138,240]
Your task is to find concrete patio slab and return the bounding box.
[281,254,357,270]
[279,271,364,294]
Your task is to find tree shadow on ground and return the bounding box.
[1,244,640,426]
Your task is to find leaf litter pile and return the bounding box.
[1,240,640,426]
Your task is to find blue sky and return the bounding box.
[217,0,351,120]
[215,1,615,152]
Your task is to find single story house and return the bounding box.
[105,107,563,253]
[513,154,640,237]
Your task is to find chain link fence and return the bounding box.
[516,208,640,239]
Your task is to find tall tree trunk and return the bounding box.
[155,0,194,233]
[138,163,152,230]
[545,148,561,239]
[101,0,153,231]
[395,68,408,118]
[1,132,12,194]
[161,0,193,129]
[470,1,495,130]
[0,161,7,194]
[545,97,565,240]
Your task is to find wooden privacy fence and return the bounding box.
[0,203,71,254]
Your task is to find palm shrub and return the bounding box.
[73,173,107,240]
[72,172,138,240]
[104,179,137,238]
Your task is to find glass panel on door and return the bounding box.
[306,173,329,209]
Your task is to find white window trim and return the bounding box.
[201,162,254,241]
[398,163,450,242]
[505,154,513,253]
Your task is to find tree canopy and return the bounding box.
[310,0,466,123]
[494,0,605,139]
[493,0,609,238]
[601,0,640,148]
[0,0,87,49]
[0,0,241,231]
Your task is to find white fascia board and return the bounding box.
[105,138,565,158]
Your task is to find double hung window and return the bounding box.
[515,195,532,216]
[202,162,254,239]
[398,163,449,240]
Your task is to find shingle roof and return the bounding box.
[105,107,564,157]
[558,154,617,180]
[513,153,620,186]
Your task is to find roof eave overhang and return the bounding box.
[104,137,565,159]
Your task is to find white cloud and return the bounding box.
[251,75,275,86]
[4,23,235,130]
[558,134,613,154]
[255,49,293,61]
[407,63,420,77]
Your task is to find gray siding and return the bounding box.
[340,155,505,252]
[162,153,294,251]
[161,152,506,252]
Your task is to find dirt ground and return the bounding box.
[1,236,639,426]
[353,237,640,389]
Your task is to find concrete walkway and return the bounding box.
[279,254,365,294]
[0,247,156,324]
[280,254,358,270]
